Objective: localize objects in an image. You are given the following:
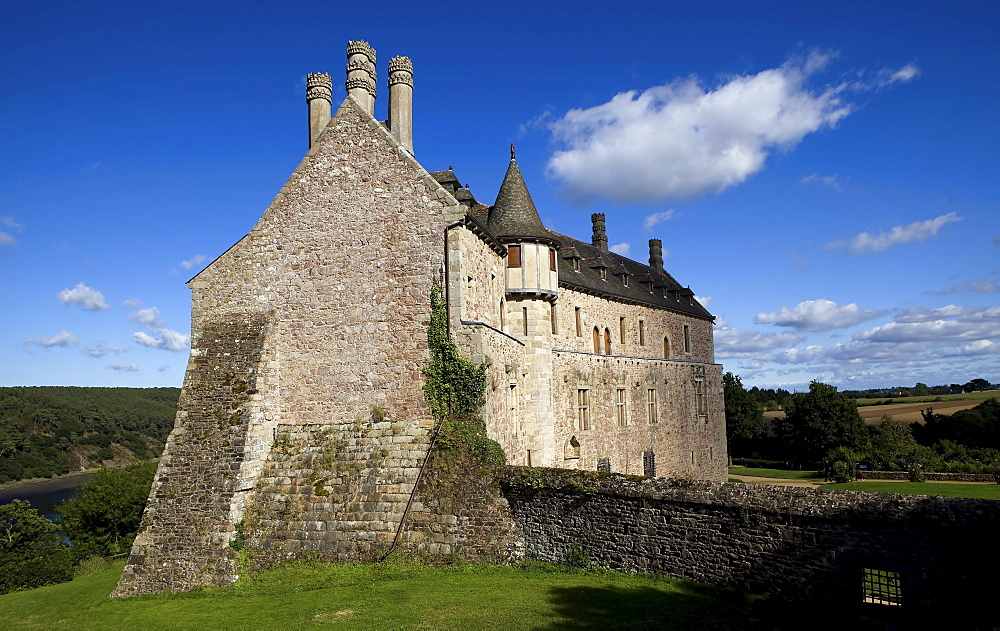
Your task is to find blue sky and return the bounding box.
[2,0,997,391]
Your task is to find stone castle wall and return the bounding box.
[501,468,1000,625]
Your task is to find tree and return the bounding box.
[60,460,156,557]
[964,378,991,392]
[0,500,72,594]
[723,372,765,456]
[773,381,869,464]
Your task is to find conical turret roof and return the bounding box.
[486,156,550,241]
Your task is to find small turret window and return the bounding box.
[549,249,556,271]
[508,245,521,268]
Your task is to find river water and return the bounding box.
[0,473,93,523]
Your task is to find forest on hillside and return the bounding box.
[0,387,180,484]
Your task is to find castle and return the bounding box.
[113,40,726,596]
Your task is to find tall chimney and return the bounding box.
[591,213,608,252]
[345,40,376,115]
[648,239,664,272]
[388,56,414,154]
[306,72,332,149]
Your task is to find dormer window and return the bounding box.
[573,259,580,272]
[599,268,607,280]
[622,275,629,287]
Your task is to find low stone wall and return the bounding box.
[857,470,996,482]
[500,467,1000,625]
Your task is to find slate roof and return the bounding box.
[482,159,553,242]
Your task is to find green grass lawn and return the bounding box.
[728,467,822,480]
[853,391,997,406]
[0,558,783,630]
[826,481,1000,500]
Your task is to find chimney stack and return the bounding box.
[388,56,414,154]
[591,213,608,252]
[648,239,664,272]
[345,40,377,115]
[305,72,332,149]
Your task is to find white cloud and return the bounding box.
[58,282,109,311]
[696,295,713,308]
[947,339,1000,356]
[643,210,676,231]
[610,242,630,256]
[85,345,126,358]
[546,51,853,204]
[0,232,13,246]
[894,305,1000,323]
[106,363,139,372]
[755,299,885,332]
[887,64,920,84]
[0,217,24,230]
[129,307,163,327]
[26,331,79,347]
[829,212,963,255]
[714,326,800,357]
[180,254,207,270]
[132,328,189,352]
[122,298,143,308]
[799,173,841,190]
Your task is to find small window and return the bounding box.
[604,328,612,355]
[549,249,556,271]
[638,320,646,346]
[643,450,655,477]
[616,388,627,427]
[619,316,626,343]
[565,436,581,459]
[508,245,521,268]
[522,306,529,336]
[647,388,657,424]
[622,275,629,287]
[599,268,607,280]
[691,451,696,465]
[684,324,691,353]
[694,379,708,421]
[575,307,582,337]
[863,568,902,606]
[593,327,600,353]
[577,389,590,431]
[551,303,557,335]
[597,457,611,473]
[663,337,670,359]
[499,300,505,332]
[573,259,580,272]
[509,383,518,431]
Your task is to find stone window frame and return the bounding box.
[693,378,708,422]
[592,327,600,353]
[508,382,518,436]
[615,387,628,427]
[508,245,521,268]
[619,316,626,343]
[646,388,658,424]
[663,336,671,359]
[604,328,612,355]
[522,306,529,336]
[499,299,505,332]
[577,388,591,431]
[551,303,558,335]
[564,435,581,460]
[575,307,582,337]
[638,319,646,346]
[683,324,692,353]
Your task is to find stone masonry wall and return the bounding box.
[501,468,1000,625]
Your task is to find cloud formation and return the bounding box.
[132,328,189,351]
[546,52,855,204]
[829,212,963,255]
[643,210,676,231]
[800,173,841,190]
[0,216,25,246]
[26,331,79,347]
[85,345,126,358]
[938,278,999,294]
[610,242,630,256]
[58,282,109,311]
[106,363,139,372]
[129,307,163,327]
[180,254,207,270]
[755,299,885,332]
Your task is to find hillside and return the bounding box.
[0,387,180,484]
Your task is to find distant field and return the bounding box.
[764,392,995,425]
[728,467,821,480]
[827,481,1000,500]
[853,391,997,407]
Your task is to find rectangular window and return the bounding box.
[694,379,707,420]
[575,307,582,337]
[549,249,556,271]
[508,245,521,268]
[551,303,557,334]
[691,451,696,465]
[619,316,626,343]
[572,258,580,272]
[684,324,691,353]
[646,388,657,424]
[622,275,629,287]
[522,306,529,336]
[509,383,518,433]
[616,388,627,427]
[643,450,656,477]
[597,457,611,473]
[639,319,646,346]
[599,268,607,280]
[577,389,591,431]
[863,568,902,606]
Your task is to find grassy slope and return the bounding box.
[827,481,1000,500]
[0,560,780,630]
[728,467,821,480]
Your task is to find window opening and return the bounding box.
[684,324,691,353]
[616,388,627,427]
[619,316,626,343]
[575,307,582,337]
[551,303,557,334]
[549,249,556,271]
[565,436,581,459]
[663,337,670,358]
[593,327,600,353]
[508,245,521,268]
[639,320,646,346]
[604,328,612,355]
[577,389,591,431]
[647,388,658,424]
[523,306,529,336]
[499,300,505,332]
[862,568,902,606]
[694,379,707,421]
[643,450,656,477]
[573,259,580,272]
[597,457,611,473]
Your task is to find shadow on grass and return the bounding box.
[541,581,784,630]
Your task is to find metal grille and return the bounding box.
[863,568,901,606]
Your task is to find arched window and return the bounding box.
[593,327,600,353]
[663,337,670,358]
[565,435,581,459]
[604,328,612,355]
